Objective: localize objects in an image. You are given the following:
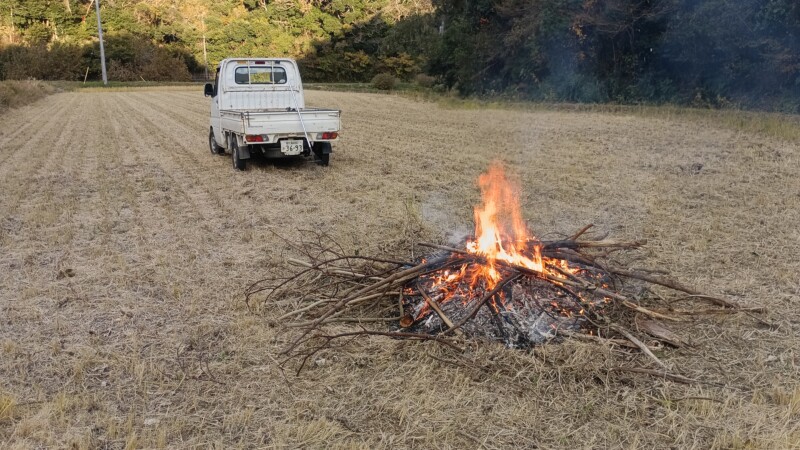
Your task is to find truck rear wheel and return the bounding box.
[209,128,224,155]
[232,140,247,171]
[312,142,331,166]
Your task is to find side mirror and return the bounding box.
[204,83,215,97]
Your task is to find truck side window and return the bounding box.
[214,68,219,96]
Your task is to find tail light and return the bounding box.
[319,132,338,140]
[245,134,265,143]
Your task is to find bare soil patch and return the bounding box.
[0,88,798,449]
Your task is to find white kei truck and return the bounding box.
[204,58,341,170]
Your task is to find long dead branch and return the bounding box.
[281,261,435,354]
[612,325,668,370]
[568,223,594,241]
[542,239,647,250]
[611,367,700,385]
[610,268,737,308]
[293,329,463,374]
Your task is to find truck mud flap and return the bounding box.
[313,142,332,154]
[230,134,251,160]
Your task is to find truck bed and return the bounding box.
[219,108,340,136]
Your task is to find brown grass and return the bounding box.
[0,80,56,112]
[0,88,799,449]
[420,95,800,143]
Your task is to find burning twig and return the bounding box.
[444,273,521,334]
[415,280,456,330]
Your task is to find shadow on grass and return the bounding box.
[235,154,323,172]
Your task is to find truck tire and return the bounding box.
[312,142,331,166]
[232,140,247,171]
[209,128,224,155]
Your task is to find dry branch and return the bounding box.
[558,329,638,348]
[281,261,434,354]
[635,317,687,348]
[610,268,737,308]
[611,367,700,385]
[250,230,758,373]
[568,223,594,241]
[612,325,668,370]
[542,239,647,251]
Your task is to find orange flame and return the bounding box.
[466,161,543,288]
[410,162,584,323]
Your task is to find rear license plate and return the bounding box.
[280,139,304,155]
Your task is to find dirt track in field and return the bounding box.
[1,88,798,448]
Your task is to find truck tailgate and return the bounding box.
[219,108,340,135]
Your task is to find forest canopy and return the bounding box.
[1,0,798,111]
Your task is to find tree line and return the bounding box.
[1,0,798,111]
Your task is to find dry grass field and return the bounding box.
[1,87,799,449]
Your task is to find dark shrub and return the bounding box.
[371,73,396,90]
[414,73,436,88]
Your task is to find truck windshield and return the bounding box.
[234,66,288,85]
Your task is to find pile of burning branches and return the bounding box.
[246,163,760,375]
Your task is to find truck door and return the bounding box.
[210,66,223,146]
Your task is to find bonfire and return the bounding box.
[399,163,622,347]
[247,162,758,376]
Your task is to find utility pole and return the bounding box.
[202,34,208,81]
[201,17,209,81]
[94,0,108,85]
